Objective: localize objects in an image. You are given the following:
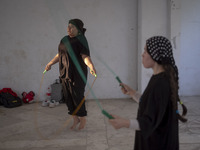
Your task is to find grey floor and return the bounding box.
[0,96,200,150]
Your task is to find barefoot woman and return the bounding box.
[45,19,96,130]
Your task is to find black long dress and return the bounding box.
[58,35,90,117]
[134,72,179,150]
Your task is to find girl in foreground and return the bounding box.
[109,36,187,150]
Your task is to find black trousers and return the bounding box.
[62,79,87,117]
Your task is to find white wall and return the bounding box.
[138,0,169,92]
[179,0,200,96]
[0,0,137,100]
[0,0,200,101]
[138,0,200,96]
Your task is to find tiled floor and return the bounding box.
[0,96,199,150]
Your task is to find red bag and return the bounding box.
[0,88,18,97]
[0,88,22,108]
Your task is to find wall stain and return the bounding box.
[171,0,180,10]
[172,36,177,49]
[13,49,27,59]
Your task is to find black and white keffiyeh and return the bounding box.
[146,36,178,75]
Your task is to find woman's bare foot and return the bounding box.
[78,117,86,130]
[71,116,80,130]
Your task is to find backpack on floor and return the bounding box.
[50,79,64,103]
[0,88,22,108]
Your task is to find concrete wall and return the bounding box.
[138,0,169,92]
[138,0,200,97]
[0,0,137,100]
[0,0,199,101]
[179,0,200,96]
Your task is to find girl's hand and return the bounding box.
[120,83,134,96]
[109,114,130,129]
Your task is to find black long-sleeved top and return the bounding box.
[58,35,90,88]
[134,72,179,150]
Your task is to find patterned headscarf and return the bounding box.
[146,36,178,76]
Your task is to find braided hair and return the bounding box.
[163,64,187,122]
